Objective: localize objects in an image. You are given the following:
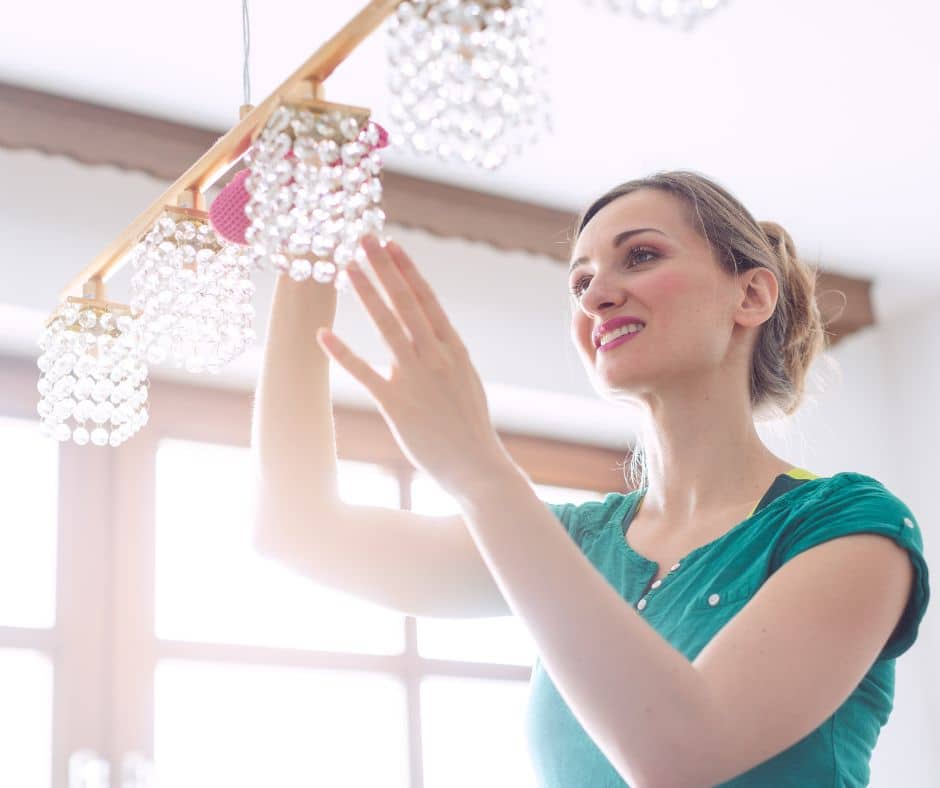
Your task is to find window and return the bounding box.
[0,417,57,788]
[1,360,623,785]
[154,660,409,788]
[155,441,404,654]
[0,417,58,628]
[0,648,53,788]
[421,676,534,788]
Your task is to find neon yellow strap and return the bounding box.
[744,466,819,517]
[636,467,819,519]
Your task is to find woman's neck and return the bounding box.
[636,451,796,529]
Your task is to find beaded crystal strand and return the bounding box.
[37,299,149,447]
[128,207,256,374]
[243,101,387,288]
[386,0,551,169]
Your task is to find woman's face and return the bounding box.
[568,189,744,403]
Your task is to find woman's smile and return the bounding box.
[598,327,645,353]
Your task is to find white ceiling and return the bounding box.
[2,1,939,449]
[2,0,939,283]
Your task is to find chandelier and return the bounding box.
[35,0,402,447]
[242,100,387,285]
[129,207,257,373]
[593,0,727,28]
[35,0,738,447]
[36,281,149,447]
[386,0,551,169]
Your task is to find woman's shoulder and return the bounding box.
[771,469,925,574]
[771,470,929,661]
[795,470,913,513]
[542,489,637,546]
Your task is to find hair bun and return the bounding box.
[758,220,798,264]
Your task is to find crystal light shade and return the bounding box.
[36,300,149,447]
[386,0,551,169]
[243,101,387,287]
[591,0,727,28]
[128,208,256,374]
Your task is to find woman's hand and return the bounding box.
[315,235,511,497]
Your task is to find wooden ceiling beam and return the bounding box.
[0,81,870,344]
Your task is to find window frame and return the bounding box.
[1,354,628,787]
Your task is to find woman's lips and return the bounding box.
[597,329,643,353]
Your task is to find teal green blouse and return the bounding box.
[527,470,930,787]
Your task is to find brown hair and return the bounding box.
[572,171,831,487]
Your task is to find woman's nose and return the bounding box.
[579,273,626,311]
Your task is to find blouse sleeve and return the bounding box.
[540,494,624,550]
[541,499,583,544]
[772,472,930,661]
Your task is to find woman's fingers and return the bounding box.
[344,250,414,360]
[359,235,437,352]
[384,239,467,352]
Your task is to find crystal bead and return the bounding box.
[78,310,97,330]
[340,117,361,140]
[92,402,113,424]
[53,398,76,420]
[271,132,293,161]
[315,119,337,138]
[157,216,176,237]
[266,105,293,135]
[332,244,353,267]
[175,222,197,242]
[73,400,94,423]
[312,260,337,283]
[289,258,313,281]
[293,136,318,161]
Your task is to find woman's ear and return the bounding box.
[735,267,778,328]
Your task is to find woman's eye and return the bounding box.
[569,248,657,298]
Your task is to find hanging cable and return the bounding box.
[242,0,251,106]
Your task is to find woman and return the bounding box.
[252,171,930,786]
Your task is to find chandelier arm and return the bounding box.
[58,0,402,301]
[82,276,105,301]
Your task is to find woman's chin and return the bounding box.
[590,372,645,404]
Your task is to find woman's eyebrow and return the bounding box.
[569,227,667,274]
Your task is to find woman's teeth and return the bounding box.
[600,323,644,346]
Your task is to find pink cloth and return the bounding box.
[209,121,389,246]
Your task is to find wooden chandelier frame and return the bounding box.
[59,0,402,303]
